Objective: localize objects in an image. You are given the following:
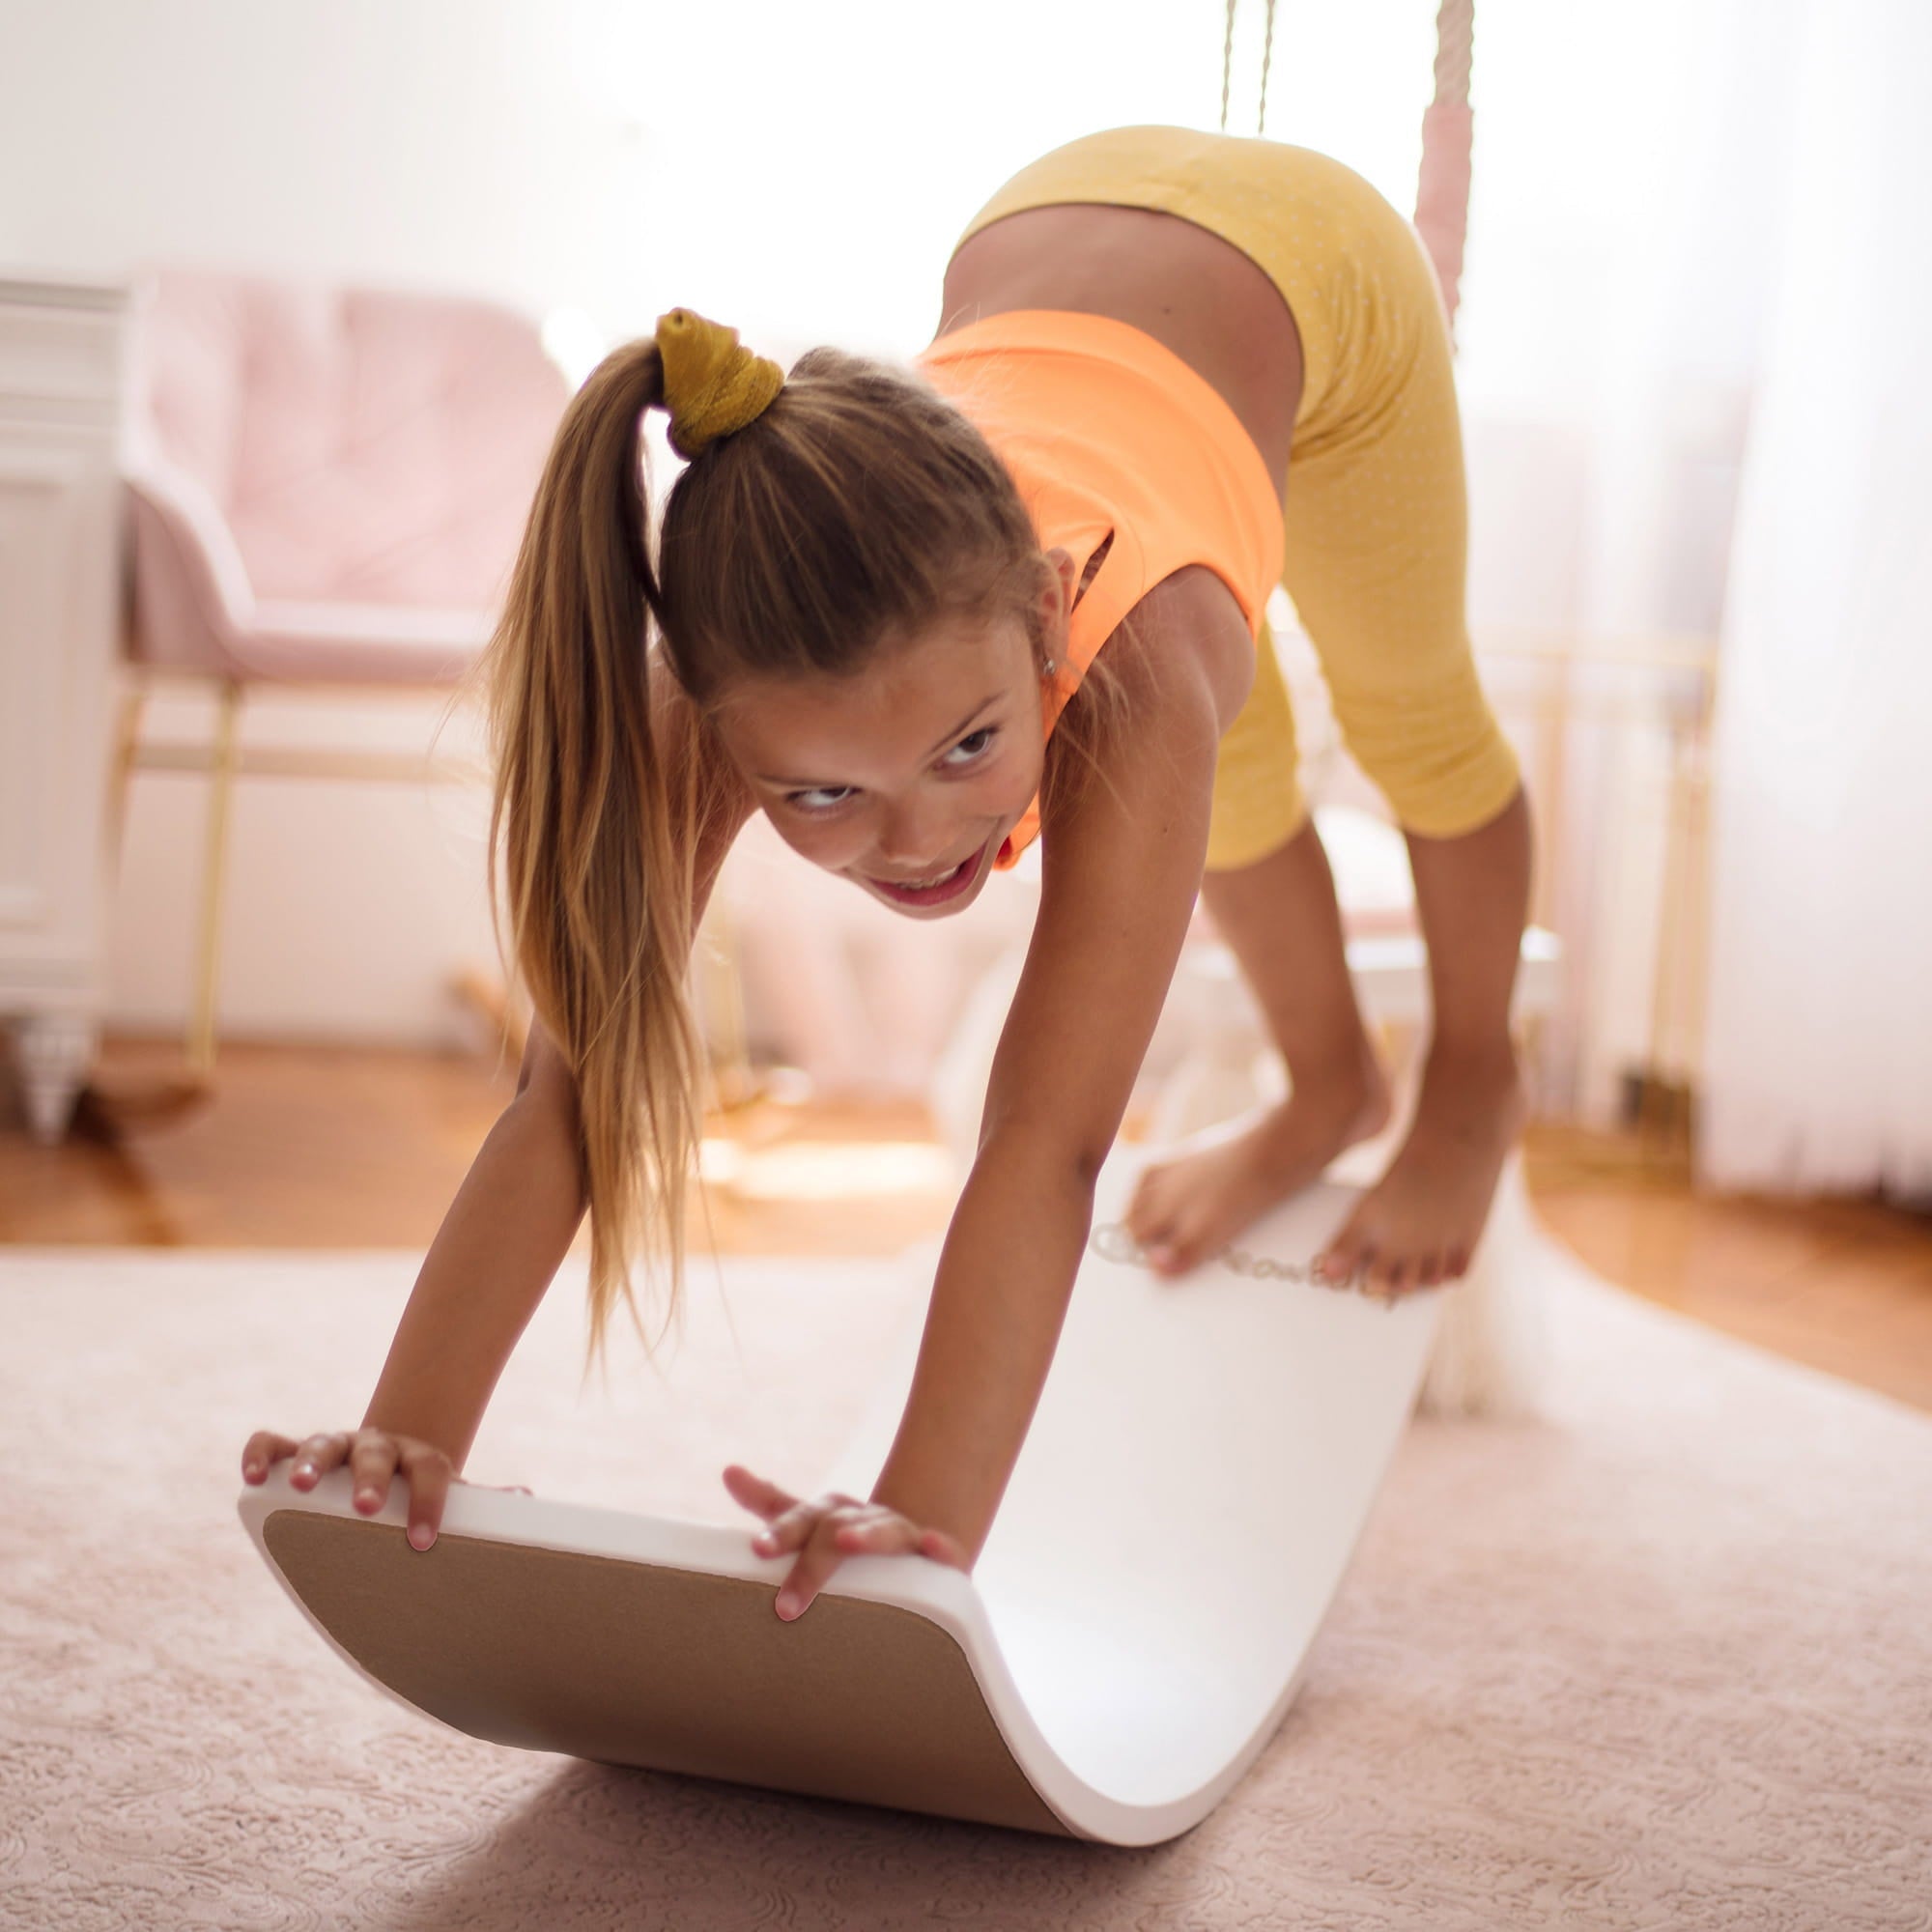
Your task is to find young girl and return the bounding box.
[242,126,1530,1626]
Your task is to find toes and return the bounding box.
[1316,1218,1368,1289]
[1128,1200,1197,1276]
[1343,1239,1398,1298]
[1138,1222,1183,1273]
[1150,1234,1201,1276]
[1123,1168,1177,1239]
[1124,1194,1174,1254]
[1321,1201,1452,1300]
[1150,1205,1229,1277]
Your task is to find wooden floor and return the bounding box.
[5,1036,1930,1413]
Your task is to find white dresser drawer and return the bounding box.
[0,275,128,417]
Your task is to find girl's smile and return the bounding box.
[864,838,997,909]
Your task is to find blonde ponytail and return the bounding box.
[478,336,707,1378]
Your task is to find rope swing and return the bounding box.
[1219,0,1476,334]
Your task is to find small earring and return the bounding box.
[1041,656,1058,678]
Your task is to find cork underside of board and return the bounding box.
[262,1509,1071,1836]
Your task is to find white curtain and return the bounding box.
[1696,0,1932,1198]
[1446,0,1795,1122]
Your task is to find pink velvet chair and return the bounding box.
[116,267,571,1080]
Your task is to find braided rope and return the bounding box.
[1256,0,1279,132]
[1432,0,1474,104]
[1220,0,1281,137]
[1219,0,1237,132]
[1222,0,1471,133]
[1415,0,1477,336]
[1215,0,1477,336]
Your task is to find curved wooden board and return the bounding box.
[238,1152,1444,1843]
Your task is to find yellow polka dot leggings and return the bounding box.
[959,125,1522,868]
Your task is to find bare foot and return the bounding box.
[1124,1040,1391,1276]
[1317,1044,1526,1297]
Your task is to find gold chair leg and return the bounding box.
[187,680,242,1081]
[104,677,149,876]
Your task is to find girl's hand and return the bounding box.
[722,1463,969,1622]
[241,1427,528,1553]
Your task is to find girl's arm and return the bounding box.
[250,677,757,1538]
[867,573,1253,1563]
[361,680,756,1470]
[355,1018,590,1476]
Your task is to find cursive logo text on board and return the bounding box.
[1087,1220,1376,1291]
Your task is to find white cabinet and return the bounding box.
[0,273,128,1144]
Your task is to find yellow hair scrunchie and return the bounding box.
[655,307,784,461]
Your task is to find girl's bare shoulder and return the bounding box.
[1117,564,1258,737]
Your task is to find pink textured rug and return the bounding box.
[4,1232,1929,1930]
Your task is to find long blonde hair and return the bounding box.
[473,333,1116,1376]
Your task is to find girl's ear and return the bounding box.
[1039,546,1079,643]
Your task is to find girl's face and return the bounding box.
[711,556,1072,921]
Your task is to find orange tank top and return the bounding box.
[914,308,1284,869]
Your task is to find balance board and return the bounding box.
[237,1157,1441,1845]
